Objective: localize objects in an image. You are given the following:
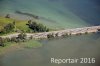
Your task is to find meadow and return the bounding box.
[0,16,30,33]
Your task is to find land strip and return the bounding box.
[0,26,100,39]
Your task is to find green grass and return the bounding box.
[0,17,13,26]
[15,20,29,31]
[0,17,30,32]
[0,40,42,55]
[23,40,42,48]
[0,40,42,50]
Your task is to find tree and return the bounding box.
[27,21,49,32]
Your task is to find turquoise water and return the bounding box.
[0,0,100,29]
[0,0,95,29]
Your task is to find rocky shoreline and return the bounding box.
[0,26,100,39]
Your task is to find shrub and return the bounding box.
[4,23,15,33]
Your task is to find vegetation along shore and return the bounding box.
[0,14,100,48]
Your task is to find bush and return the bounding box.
[4,23,15,32]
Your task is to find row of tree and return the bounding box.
[27,20,49,32]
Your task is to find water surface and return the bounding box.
[0,33,100,66]
[1,0,100,28]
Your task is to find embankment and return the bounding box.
[0,26,100,39]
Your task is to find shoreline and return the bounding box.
[0,25,100,39]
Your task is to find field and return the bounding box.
[0,16,31,33]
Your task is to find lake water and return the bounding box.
[0,0,100,66]
[0,33,100,66]
[0,0,100,29]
